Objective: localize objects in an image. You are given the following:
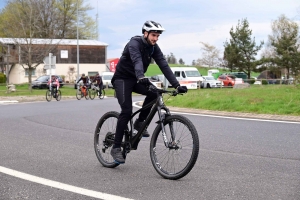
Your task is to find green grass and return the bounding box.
[1,77,299,116]
[0,84,116,97]
[164,85,300,116]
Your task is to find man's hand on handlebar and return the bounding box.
[176,85,188,94]
[138,77,151,85]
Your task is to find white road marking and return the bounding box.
[133,101,300,125]
[0,166,133,200]
[0,100,18,104]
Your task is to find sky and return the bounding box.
[1,0,300,65]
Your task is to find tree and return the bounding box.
[166,53,177,64]
[267,14,300,80]
[192,60,196,66]
[0,0,97,90]
[0,0,97,39]
[223,18,264,78]
[198,42,220,68]
[0,0,59,90]
[178,58,185,65]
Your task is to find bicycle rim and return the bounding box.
[94,111,120,168]
[99,89,105,99]
[89,89,96,100]
[56,90,61,101]
[46,90,52,102]
[150,115,199,180]
[85,91,89,100]
[76,90,82,100]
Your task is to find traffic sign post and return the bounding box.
[43,53,56,88]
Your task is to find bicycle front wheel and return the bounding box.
[56,90,61,101]
[46,90,52,102]
[89,89,96,100]
[85,91,89,100]
[99,89,105,99]
[94,111,120,168]
[76,90,82,100]
[150,115,199,180]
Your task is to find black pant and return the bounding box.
[113,79,157,146]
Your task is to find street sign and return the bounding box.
[43,55,56,69]
[43,56,56,65]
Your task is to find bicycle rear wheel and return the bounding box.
[46,90,52,102]
[89,89,96,100]
[56,90,61,101]
[99,89,105,99]
[76,90,82,100]
[150,115,199,180]
[94,111,120,168]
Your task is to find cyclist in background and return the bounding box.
[110,20,187,164]
[47,75,60,97]
[91,73,103,96]
[77,73,89,90]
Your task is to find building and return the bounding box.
[0,38,109,84]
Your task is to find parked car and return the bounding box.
[145,76,163,88]
[217,75,243,87]
[201,76,222,88]
[151,74,165,87]
[32,75,64,89]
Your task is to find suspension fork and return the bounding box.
[157,99,176,147]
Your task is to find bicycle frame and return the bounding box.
[125,87,174,150]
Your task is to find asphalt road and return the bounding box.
[0,96,299,200]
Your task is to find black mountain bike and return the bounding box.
[94,85,199,180]
[89,83,105,100]
[46,86,61,102]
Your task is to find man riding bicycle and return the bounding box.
[47,75,60,97]
[77,73,89,91]
[111,20,187,164]
[91,73,103,96]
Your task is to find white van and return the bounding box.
[168,67,203,89]
[101,72,114,88]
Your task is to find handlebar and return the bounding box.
[147,84,183,96]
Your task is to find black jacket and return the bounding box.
[112,36,179,88]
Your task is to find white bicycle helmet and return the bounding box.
[142,21,165,34]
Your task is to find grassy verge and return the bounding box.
[0,84,116,97]
[1,84,300,116]
[164,85,300,116]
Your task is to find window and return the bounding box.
[174,71,180,77]
[25,69,36,76]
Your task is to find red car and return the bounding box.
[217,75,243,87]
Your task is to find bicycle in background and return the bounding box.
[46,85,61,102]
[89,83,105,100]
[76,84,89,100]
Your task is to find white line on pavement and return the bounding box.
[0,166,133,200]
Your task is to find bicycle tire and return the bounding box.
[89,89,96,100]
[94,111,120,168]
[76,90,82,100]
[85,91,89,100]
[46,90,52,102]
[99,89,105,99]
[56,90,61,101]
[150,115,199,180]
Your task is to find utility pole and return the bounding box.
[76,0,80,80]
